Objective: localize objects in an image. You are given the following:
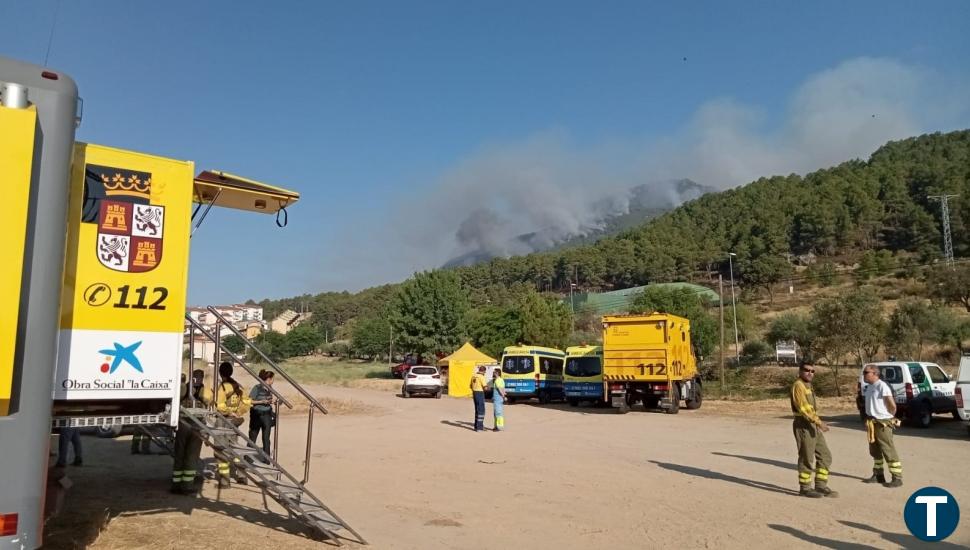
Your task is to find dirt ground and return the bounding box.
[44,383,970,549]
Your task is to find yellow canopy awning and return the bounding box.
[193,170,299,214]
[437,342,495,367]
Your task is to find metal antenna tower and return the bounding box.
[929,194,958,268]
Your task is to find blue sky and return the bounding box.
[3,1,969,304]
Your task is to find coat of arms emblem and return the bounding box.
[90,165,164,273]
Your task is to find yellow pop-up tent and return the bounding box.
[437,342,496,398]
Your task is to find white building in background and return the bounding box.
[186,324,237,363]
[185,304,266,339]
[235,304,263,322]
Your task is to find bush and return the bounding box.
[741,340,771,365]
[332,341,351,358]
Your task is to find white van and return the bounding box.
[955,355,970,434]
[856,361,958,428]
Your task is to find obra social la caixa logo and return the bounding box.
[904,487,961,542]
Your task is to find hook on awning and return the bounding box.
[276,205,288,228]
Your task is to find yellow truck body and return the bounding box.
[602,313,702,413]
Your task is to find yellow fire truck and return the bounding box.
[601,313,704,414]
[0,55,300,547]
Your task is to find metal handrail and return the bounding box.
[200,306,328,482]
[205,307,328,414]
[184,314,293,409]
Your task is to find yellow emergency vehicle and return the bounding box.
[602,313,703,414]
[500,345,566,404]
[563,345,605,406]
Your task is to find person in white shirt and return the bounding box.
[862,366,902,487]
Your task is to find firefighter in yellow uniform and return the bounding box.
[171,369,213,494]
[790,363,838,498]
[215,362,252,488]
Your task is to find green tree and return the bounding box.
[810,288,885,396]
[741,255,793,303]
[926,307,970,356]
[630,286,718,359]
[352,317,391,360]
[517,291,572,349]
[251,331,288,362]
[928,265,970,312]
[808,262,837,287]
[886,299,935,360]
[390,270,468,356]
[285,324,323,357]
[223,334,246,355]
[465,306,522,359]
[765,312,816,359]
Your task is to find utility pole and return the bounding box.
[929,194,959,268]
[727,252,741,366]
[718,274,725,392]
[569,282,577,333]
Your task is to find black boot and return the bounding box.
[799,486,823,498]
[886,476,903,488]
[815,485,839,497]
[862,471,886,484]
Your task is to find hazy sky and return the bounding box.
[3,1,969,304]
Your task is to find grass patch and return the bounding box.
[703,365,857,401]
[271,359,394,385]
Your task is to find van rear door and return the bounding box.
[956,355,970,421]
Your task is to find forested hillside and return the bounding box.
[256,130,970,358]
[452,130,970,295]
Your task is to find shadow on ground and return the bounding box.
[712,451,866,481]
[648,460,799,496]
[768,520,969,550]
[43,434,352,549]
[839,520,968,549]
[440,420,477,431]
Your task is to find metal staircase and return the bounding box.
[183,307,366,546]
[179,406,365,545]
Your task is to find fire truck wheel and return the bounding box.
[685,381,703,410]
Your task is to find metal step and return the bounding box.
[179,406,365,546]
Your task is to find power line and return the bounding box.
[43,0,61,67]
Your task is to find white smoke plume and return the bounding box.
[327,57,969,290]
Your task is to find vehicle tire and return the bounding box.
[402,389,410,399]
[96,425,123,438]
[435,390,442,399]
[913,401,931,428]
[685,381,703,410]
[507,397,515,405]
[952,410,962,420]
[567,398,579,407]
[538,390,550,405]
[665,384,680,415]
